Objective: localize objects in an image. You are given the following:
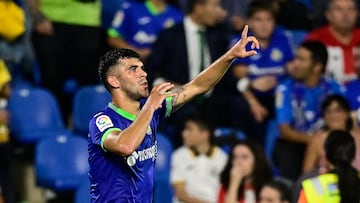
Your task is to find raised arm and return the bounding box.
[171,25,259,110]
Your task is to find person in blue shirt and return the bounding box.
[213,0,294,146]
[88,25,259,202]
[274,40,345,181]
[345,46,360,129]
[107,0,183,60]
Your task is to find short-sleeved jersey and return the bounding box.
[231,27,294,81]
[170,146,228,203]
[306,26,360,83]
[88,98,173,203]
[275,77,345,134]
[108,1,183,49]
[346,78,360,124]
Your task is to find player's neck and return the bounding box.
[112,95,141,115]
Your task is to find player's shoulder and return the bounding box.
[89,105,114,124]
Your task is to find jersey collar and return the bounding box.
[108,102,136,121]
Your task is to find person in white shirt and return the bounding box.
[171,113,228,203]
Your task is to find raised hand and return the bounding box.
[228,25,259,59]
[144,82,177,111]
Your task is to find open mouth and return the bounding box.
[140,81,148,88]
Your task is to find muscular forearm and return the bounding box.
[105,107,155,156]
[190,52,235,94]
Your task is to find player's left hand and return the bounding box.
[228,25,259,59]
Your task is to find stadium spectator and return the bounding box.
[107,0,183,60]
[171,113,228,203]
[298,130,360,203]
[306,0,360,84]
[217,139,273,203]
[274,41,345,181]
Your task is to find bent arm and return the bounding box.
[103,83,176,156]
[171,25,259,110]
[103,107,155,156]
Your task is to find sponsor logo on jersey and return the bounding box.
[96,115,114,132]
[126,141,157,166]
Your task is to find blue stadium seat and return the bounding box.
[8,87,70,143]
[72,85,111,136]
[74,178,90,203]
[35,134,89,191]
[154,132,173,203]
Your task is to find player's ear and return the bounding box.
[107,76,120,89]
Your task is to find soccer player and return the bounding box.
[88,25,259,202]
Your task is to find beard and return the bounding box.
[122,84,148,101]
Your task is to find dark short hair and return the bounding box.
[263,180,293,203]
[186,0,207,14]
[185,112,216,144]
[300,40,328,73]
[98,48,141,92]
[247,0,277,19]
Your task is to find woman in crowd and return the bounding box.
[303,94,360,173]
[298,130,360,203]
[218,139,273,203]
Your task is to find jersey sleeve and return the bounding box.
[89,113,121,151]
[155,96,173,119]
[276,82,292,125]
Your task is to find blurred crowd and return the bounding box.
[1,0,360,202]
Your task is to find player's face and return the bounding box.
[324,101,349,130]
[116,58,148,100]
[248,10,275,41]
[182,121,205,147]
[198,0,222,26]
[326,0,357,31]
[232,145,255,177]
[291,47,314,81]
[259,186,284,203]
